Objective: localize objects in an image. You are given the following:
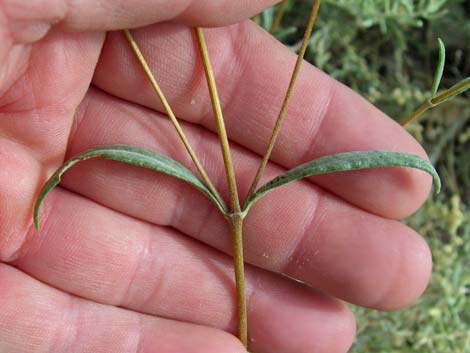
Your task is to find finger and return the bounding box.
[58,88,431,310]
[0,264,245,353]
[0,29,103,163]
[93,21,432,219]
[1,0,279,44]
[12,188,355,353]
[0,30,102,260]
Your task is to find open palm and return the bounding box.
[0,2,433,352]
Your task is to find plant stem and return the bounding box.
[229,214,248,347]
[123,29,226,211]
[194,27,248,347]
[431,79,470,105]
[400,100,433,126]
[270,0,289,33]
[194,27,241,214]
[244,0,321,207]
[400,79,470,126]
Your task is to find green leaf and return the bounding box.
[431,38,445,97]
[34,144,226,229]
[242,151,441,216]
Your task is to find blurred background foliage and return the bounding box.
[255,1,470,352]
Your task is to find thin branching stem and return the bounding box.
[400,79,470,126]
[400,100,433,126]
[270,0,289,33]
[244,0,321,207]
[431,79,470,105]
[194,27,241,213]
[123,30,226,211]
[194,27,248,347]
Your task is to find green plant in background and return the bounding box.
[257,0,470,352]
[32,0,469,351]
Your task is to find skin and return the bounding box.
[0,1,434,352]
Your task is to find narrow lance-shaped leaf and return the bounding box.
[242,150,441,216]
[431,38,446,97]
[34,145,226,229]
[400,39,468,126]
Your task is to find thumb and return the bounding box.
[2,0,280,43]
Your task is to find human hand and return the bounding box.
[0,1,433,352]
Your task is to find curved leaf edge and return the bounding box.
[34,144,226,229]
[242,150,441,217]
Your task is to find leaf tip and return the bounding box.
[437,37,444,48]
[33,195,44,231]
[33,216,41,231]
[434,175,442,194]
[32,175,61,232]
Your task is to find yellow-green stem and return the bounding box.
[230,214,248,347]
[123,29,226,211]
[431,79,469,105]
[400,79,470,126]
[270,0,289,33]
[194,27,241,213]
[194,27,247,346]
[400,100,433,126]
[245,0,321,207]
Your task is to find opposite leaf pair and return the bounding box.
[34,146,441,229]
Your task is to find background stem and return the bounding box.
[400,100,433,126]
[400,79,470,126]
[270,0,289,33]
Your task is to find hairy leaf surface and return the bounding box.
[34,145,226,229]
[243,151,441,216]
